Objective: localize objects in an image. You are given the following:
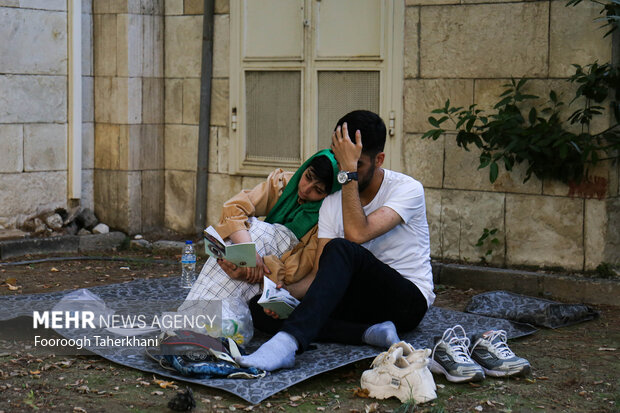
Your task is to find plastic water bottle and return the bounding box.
[181,240,196,288]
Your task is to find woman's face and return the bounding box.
[297,167,328,202]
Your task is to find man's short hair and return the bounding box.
[335,110,386,157]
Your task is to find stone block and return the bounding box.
[117,13,143,77]
[0,171,67,217]
[94,123,121,169]
[440,190,505,265]
[184,0,202,14]
[141,0,164,15]
[0,0,18,6]
[93,0,141,14]
[406,0,457,4]
[81,168,95,211]
[217,127,229,173]
[205,172,242,226]
[585,199,606,270]
[550,0,612,78]
[443,138,542,194]
[0,229,27,241]
[404,6,419,79]
[165,170,197,233]
[420,2,548,78]
[94,169,142,234]
[402,133,443,189]
[183,78,201,125]
[215,0,229,14]
[165,78,183,123]
[165,15,202,78]
[604,197,620,264]
[14,0,66,11]
[0,7,67,75]
[93,13,117,77]
[0,236,78,260]
[82,0,92,14]
[82,76,94,122]
[141,170,164,231]
[165,0,183,15]
[439,264,541,298]
[82,12,93,76]
[210,78,229,127]
[208,126,218,173]
[0,125,23,173]
[82,122,95,169]
[24,124,67,171]
[142,77,164,124]
[137,124,164,170]
[241,176,265,191]
[142,15,164,78]
[79,232,126,252]
[165,125,199,171]
[94,77,142,124]
[0,75,66,123]
[506,194,584,270]
[213,14,229,78]
[424,188,442,258]
[403,79,473,133]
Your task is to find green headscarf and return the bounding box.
[265,149,341,240]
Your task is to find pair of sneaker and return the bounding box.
[429,325,531,383]
[361,341,437,404]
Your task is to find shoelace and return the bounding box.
[432,324,472,363]
[471,330,516,359]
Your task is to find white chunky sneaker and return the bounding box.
[429,325,485,383]
[470,330,531,377]
[361,343,437,404]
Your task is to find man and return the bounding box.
[239,110,434,371]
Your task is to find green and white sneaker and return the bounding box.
[429,325,485,383]
[470,330,531,377]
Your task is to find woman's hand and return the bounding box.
[263,281,285,319]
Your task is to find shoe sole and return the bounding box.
[482,364,531,378]
[361,381,412,403]
[429,359,485,383]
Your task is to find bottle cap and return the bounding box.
[185,240,193,244]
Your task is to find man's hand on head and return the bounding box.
[331,122,362,172]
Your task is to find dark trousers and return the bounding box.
[249,238,428,351]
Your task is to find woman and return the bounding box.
[180,149,340,307]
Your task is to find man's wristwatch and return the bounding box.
[337,170,358,185]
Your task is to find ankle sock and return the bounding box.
[363,321,400,348]
[236,331,298,372]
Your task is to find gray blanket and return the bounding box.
[0,277,536,404]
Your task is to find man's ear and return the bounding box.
[375,152,385,167]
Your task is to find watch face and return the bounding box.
[337,171,349,184]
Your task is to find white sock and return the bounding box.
[363,321,400,348]
[236,331,298,372]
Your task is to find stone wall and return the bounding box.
[403,0,619,270]
[164,0,239,233]
[93,0,165,234]
[0,1,94,229]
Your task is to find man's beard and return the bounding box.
[357,162,375,193]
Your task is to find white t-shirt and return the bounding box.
[318,169,435,307]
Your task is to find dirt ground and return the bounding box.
[0,250,618,412]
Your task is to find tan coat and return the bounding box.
[214,169,319,285]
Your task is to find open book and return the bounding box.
[257,276,300,319]
[203,226,257,267]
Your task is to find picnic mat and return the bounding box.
[0,277,536,404]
